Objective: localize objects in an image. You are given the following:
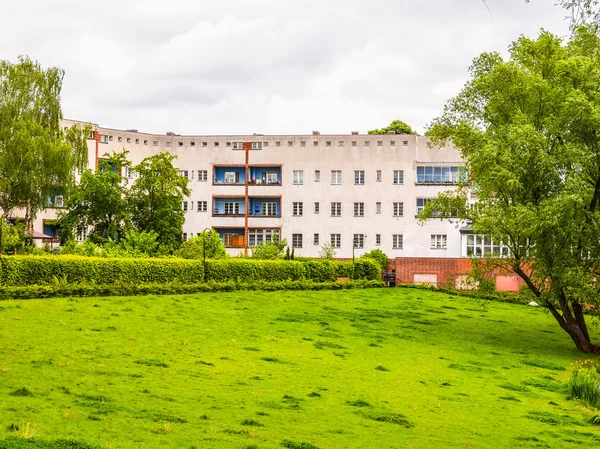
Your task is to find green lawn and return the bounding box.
[0,289,598,449]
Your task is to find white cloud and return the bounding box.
[0,0,571,134]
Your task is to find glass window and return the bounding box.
[354,202,364,217]
[393,170,404,185]
[330,234,341,248]
[431,234,447,249]
[293,170,304,185]
[376,202,382,214]
[331,170,342,185]
[353,234,364,248]
[331,202,341,216]
[293,202,303,216]
[393,202,404,217]
[393,234,403,249]
[292,234,303,248]
[354,170,365,185]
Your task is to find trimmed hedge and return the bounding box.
[397,283,531,305]
[0,280,386,300]
[0,256,381,287]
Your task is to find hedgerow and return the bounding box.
[0,256,381,287]
[0,280,386,300]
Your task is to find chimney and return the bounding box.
[388,131,396,135]
[351,131,359,135]
[312,131,320,135]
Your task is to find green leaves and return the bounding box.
[368,119,417,135]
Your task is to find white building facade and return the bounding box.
[31,120,466,259]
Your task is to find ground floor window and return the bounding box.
[466,234,509,257]
[331,233,341,248]
[248,228,280,247]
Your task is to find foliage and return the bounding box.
[360,249,389,270]
[175,231,227,260]
[120,229,159,256]
[128,153,190,249]
[0,221,25,254]
[0,280,386,300]
[250,239,287,260]
[0,56,89,234]
[318,242,336,259]
[568,359,600,408]
[425,27,600,353]
[368,119,417,135]
[60,151,131,242]
[0,256,381,287]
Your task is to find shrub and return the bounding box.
[251,240,287,260]
[568,360,600,408]
[360,249,389,270]
[175,230,227,260]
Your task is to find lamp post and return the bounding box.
[201,227,212,282]
[352,236,358,280]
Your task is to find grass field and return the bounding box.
[0,289,599,448]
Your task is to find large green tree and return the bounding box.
[128,153,190,249]
[60,151,130,242]
[368,119,417,135]
[0,56,88,233]
[425,27,600,353]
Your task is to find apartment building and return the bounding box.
[33,119,469,259]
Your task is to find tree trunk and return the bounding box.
[565,322,600,353]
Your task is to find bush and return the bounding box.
[568,360,600,408]
[360,249,389,270]
[0,256,381,287]
[250,240,287,260]
[175,230,227,260]
[0,280,386,300]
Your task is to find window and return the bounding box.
[292,234,303,248]
[182,233,188,242]
[223,233,240,247]
[197,201,207,212]
[261,202,277,216]
[331,170,341,185]
[248,228,279,246]
[252,142,262,150]
[214,142,219,147]
[288,141,293,147]
[326,141,332,147]
[416,166,461,184]
[351,141,357,147]
[153,141,158,146]
[54,195,64,208]
[353,234,364,248]
[300,141,306,147]
[331,202,341,216]
[330,234,341,248]
[135,139,140,144]
[225,171,240,184]
[313,141,318,147]
[377,141,383,147]
[393,234,403,249]
[293,170,304,185]
[376,202,382,214]
[376,170,382,182]
[190,141,195,146]
[393,170,404,185]
[127,138,131,143]
[197,170,208,182]
[275,141,281,147]
[166,142,172,147]
[125,167,134,179]
[466,234,509,257]
[393,202,404,217]
[202,142,207,147]
[402,140,408,146]
[376,234,381,246]
[354,202,364,217]
[118,137,122,142]
[224,202,240,215]
[416,198,429,214]
[338,141,344,147]
[354,170,365,185]
[182,201,188,212]
[109,135,113,141]
[293,202,303,216]
[431,234,447,249]
[143,139,148,145]
[364,141,370,147]
[314,202,320,214]
[314,233,319,245]
[265,172,278,184]
[263,142,269,147]
[314,170,320,182]
[390,141,396,146]
[232,142,243,150]
[179,170,189,178]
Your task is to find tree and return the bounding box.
[175,231,227,260]
[360,249,389,270]
[60,151,130,242]
[121,229,159,256]
[128,153,190,249]
[425,27,600,353]
[318,242,336,259]
[368,120,417,135]
[0,56,88,249]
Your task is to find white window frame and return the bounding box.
[314,233,319,245]
[292,234,303,248]
[393,234,403,249]
[431,234,447,249]
[314,202,320,214]
[375,234,381,246]
[393,170,404,185]
[261,202,277,216]
[376,202,382,214]
[224,202,240,215]
[353,234,364,248]
[314,170,320,182]
[197,201,207,212]
[330,202,341,217]
[330,234,341,248]
[354,202,364,217]
[354,170,365,185]
[393,202,404,217]
[293,202,303,216]
[293,170,304,185]
[416,198,429,215]
[331,170,342,185]
[197,170,208,182]
[376,170,382,182]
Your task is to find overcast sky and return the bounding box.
[1,0,570,135]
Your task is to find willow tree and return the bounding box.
[0,56,88,238]
[425,27,600,353]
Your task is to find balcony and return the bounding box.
[212,197,281,218]
[214,228,245,248]
[212,165,282,186]
[213,166,245,186]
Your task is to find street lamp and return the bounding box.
[201,227,212,282]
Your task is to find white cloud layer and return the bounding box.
[0,0,570,134]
